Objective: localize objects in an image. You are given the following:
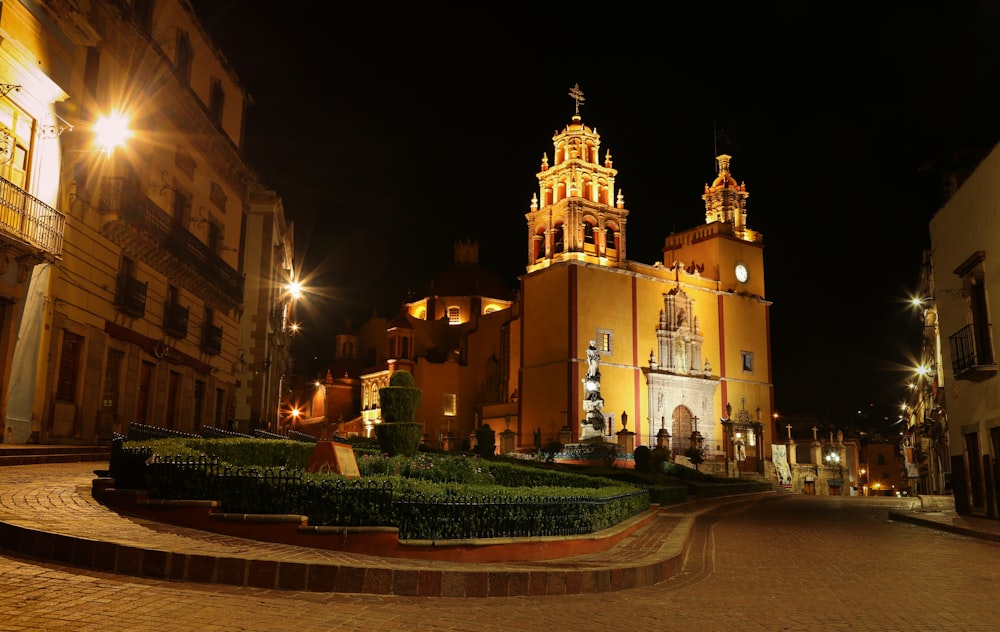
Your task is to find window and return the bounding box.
[56,331,83,402]
[133,0,155,31]
[950,251,995,377]
[193,380,206,430]
[84,47,101,99]
[597,329,613,354]
[443,393,457,417]
[208,78,225,125]
[214,388,225,428]
[175,146,195,180]
[447,306,460,324]
[174,30,193,84]
[172,185,191,232]
[742,351,754,373]
[0,99,32,189]
[210,181,227,213]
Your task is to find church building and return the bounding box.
[319,89,775,473]
[512,91,774,469]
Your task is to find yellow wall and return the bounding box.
[517,227,773,456]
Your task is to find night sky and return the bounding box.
[191,2,1000,428]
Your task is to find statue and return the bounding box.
[735,436,746,461]
[586,340,600,379]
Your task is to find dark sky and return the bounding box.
[192,2,1000,426]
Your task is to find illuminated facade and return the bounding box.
[929,139,1000,517]
[515,109,774,469]
[342,105,774,470]
[356,240,516,446]
[0,1,69,442]
[234,189,295,433]
[2,0,278,443]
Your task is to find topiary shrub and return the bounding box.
[633,445,652,473]
[379,370,421,423]
[541,439,564,463]
[374,421,424,457]
[474,424,497,458]
[650,447,672,474]
[375,370,423,456]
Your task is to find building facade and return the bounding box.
[0,1,69,443]
[334,101,776,471]
[515,110,774,468]
[929,139,1000,517]
[2,0,282,444]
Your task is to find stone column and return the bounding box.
[499,428,517,455]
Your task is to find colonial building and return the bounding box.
[515,105,774,470]
[929,139,1000,518]
[234,188,295,434]
[355,239,516,448]
[324,94,775,474]
[0,1,69,442]
[2,0,281,443]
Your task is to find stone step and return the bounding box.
[0,445,111,467]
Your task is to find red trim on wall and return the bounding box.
[516,278,525,442]
[569,266,579,443]
[766,302,775,437]
[632,276,642,446]
[718,295,727,408]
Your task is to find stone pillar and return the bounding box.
[656,428,671,450]
[558,425,571,446]
[810,441,823,466]
[441,433,457,452]
[616,429,635,454]
[500,428,517,455]
[786,438,797,465]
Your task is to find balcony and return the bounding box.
[0,173,65,257]
[949,323,998,382]
[163,301,189,338]
[201,323,222,356]
[114,274,147,318]
[98,177,243,311]
[269,305,286,330]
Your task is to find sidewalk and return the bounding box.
[2,460,999,598]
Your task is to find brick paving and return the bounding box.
[2,462,1000,630]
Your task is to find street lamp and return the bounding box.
[687,415,704,471]
[825,451,843,495]
[93,111,131,157]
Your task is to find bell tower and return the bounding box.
[525,84,629,271]
[702,154,757,242]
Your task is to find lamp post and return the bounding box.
[825,451,843,495]
[688,415,704,471]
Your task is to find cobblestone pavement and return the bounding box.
[2,464,998,631]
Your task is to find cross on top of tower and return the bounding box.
[568,83,585,116]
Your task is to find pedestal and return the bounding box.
[616,429,635,454]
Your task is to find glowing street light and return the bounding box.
[93,112,131,157]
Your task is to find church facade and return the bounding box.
[323,94,775,472]
[513,107,773,467]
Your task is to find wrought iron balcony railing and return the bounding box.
[0,173,65,256]
[163,301,189,338]
[949,323,998,382]
[114,274,147,318]
[201,323,222,356]
[98,177,243,310]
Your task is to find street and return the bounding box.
[0,494,995,631]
